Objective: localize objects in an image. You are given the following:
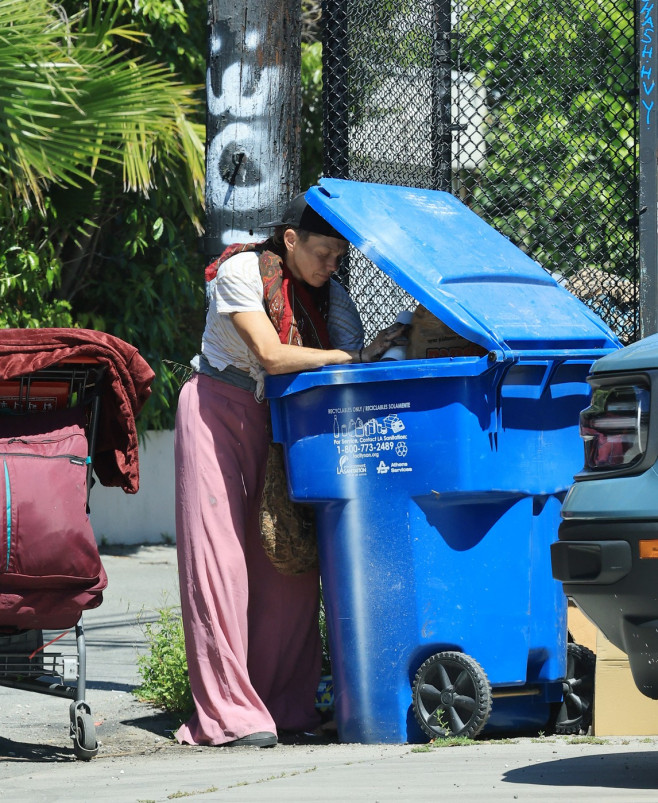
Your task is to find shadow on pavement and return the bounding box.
[120,709,181,739]
[98,544,165,557]
[86,680,137,693]
[503,750,658,790]
[0,736,75,763]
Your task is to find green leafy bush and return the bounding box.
[0,0,206,431]
[135,606,194,716]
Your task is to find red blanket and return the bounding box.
[0,328,155,493]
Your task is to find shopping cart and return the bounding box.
[0,358,107,760]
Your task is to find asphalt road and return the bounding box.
[1,545,658,802]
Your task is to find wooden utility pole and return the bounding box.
[203,0,302,258]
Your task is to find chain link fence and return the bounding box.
[322,0,639,344]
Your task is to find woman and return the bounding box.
[174,193,405,747]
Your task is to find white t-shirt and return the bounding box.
[200,251,364,397]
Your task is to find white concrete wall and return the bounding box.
[89,430,176,545]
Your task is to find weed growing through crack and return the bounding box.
[411,736,477,751]
[567,736,608,745]
[135,605,194,717]
[228,768,318,790]
[167,789,218,799]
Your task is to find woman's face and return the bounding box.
[284,229,348,287]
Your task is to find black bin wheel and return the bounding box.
[412,650,493,740]
[553,642,596,735]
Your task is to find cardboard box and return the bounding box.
[406,305,487,359]
[595,629,627,661]
[593,629,658,736]
[567,601,598,653]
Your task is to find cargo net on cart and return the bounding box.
[319,0,639,344]
[0,361,103,416]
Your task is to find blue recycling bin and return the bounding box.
[265,179,620,743]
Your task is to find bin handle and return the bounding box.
[496,350,610,400]
[499,360,558,401]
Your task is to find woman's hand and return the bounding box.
[360,323,410,363]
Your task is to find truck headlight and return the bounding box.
[580,382,650,471]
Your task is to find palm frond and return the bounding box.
[0,0,204,217]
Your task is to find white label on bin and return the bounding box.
[327,402,412,476]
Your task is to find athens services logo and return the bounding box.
[336,455,367,476]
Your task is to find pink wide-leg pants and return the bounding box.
[174,373,322,745]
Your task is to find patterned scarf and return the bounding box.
[205,241,331,349]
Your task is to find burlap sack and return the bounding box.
[259,441,318,575]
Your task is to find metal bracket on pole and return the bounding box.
[203,0,301,261]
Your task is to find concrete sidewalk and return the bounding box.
[2,545,658,802]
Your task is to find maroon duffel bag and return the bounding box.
[0,407,107,630]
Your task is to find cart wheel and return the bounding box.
[553,642,596,735]
[70,702,98,760]
[412,651,492,739]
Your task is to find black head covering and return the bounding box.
[260,193,347,240]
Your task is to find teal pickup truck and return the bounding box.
[552,333,658,700]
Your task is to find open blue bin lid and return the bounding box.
[305,179,620,357]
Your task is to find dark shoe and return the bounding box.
[224,731,277,748]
